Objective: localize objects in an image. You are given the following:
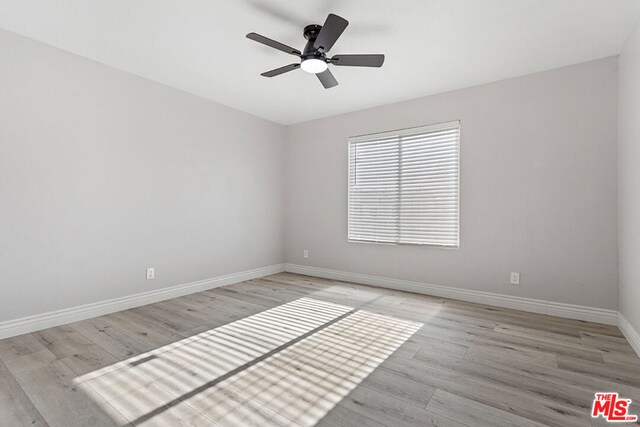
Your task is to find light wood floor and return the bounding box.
[1,273,639,426]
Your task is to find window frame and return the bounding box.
[347,120,461,248]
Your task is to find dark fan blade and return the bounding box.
[313,14,349,53]
[261,63,300,77]
[330,54,385,67]
[316,69,338,89]
[246,33,301,56]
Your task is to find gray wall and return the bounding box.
[0,27,623,325]
[285,57,619,309]
[0,29,285,322]
[619,20,640,331]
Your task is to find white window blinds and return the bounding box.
[348,121,460,247]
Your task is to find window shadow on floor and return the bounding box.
[74,296,424,426]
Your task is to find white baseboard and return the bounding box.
[618,314,640,357]
[1,262,625,342]
[0,263,285,340]
[284,264,618,325]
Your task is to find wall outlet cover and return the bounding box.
[510,272,520,285]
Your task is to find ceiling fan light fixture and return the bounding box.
[247,13,384,88]
[300,58,328,74]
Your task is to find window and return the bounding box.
[348,121,460,247]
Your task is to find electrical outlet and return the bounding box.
[510,272,520,285]
[146,267,155,280]
[303,249,309,259]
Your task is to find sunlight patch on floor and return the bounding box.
[75,297,422,426]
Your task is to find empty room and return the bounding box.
[1,1,640,426]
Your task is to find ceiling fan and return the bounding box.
[246,13,385,89]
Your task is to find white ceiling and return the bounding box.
[1,1,639,125]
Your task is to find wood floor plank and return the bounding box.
[315,405,386,427]
[102,309,184,348]
[3,349,128,426]
[415,320,606,363]
[209,286,286,308]
[69,315,154,359]
[427,389,546,427]
[464,344,640,402]
[131,302,206,333]
[398,333,469,360]
[441,299,623,337]
[439,306,601,338]
[381,354,591,426]
[604,350,640,367]
[0,357,48,426]
[413,347,593,410]
[557,355,640,387]
[580,331,638,354]
[339,385,465,427]
[464,341,558,369]
[414,350,592,409]
[359,366,436,407]
[494,323,588,348]
[32,325,120,376]
[103,382,214,426]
